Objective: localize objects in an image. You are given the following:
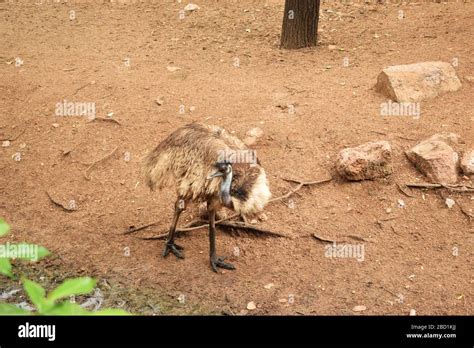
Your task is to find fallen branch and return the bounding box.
[45,191,77,212]
[405,182,474,193]
[87,117,121,126]
[84,146,118,180]
[125,176,333,238]
[0,125,26,142]
[312,233,339,243]
[396,183,416,198]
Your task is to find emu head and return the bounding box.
[208,160,271,215]
[207,161,233,207]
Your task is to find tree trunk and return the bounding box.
[280,0,320,49]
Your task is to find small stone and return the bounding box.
[184,3,200,12]
[2,140,11,147]
[247,301,256,310]
[278,298,287,303]
[258,213,268,221]
[398,199,405,208]
[189,106,196,112]
[460,149,474,175]
[328,44,337,50]
[155,98,164,106]
[166,66,181,72]
[52,123,59,128]
[409,309,417,316]
[249,219,258,225]
[445,198,455,209]
[386,208,392,214]
[264,283,274,289]
[246,127,264,138]
[239,309,248,315]
[352,305,367,312]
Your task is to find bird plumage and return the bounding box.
[142,123,271,272]
[143,123,271,215]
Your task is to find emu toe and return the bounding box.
[163,242,184,259]
[210,256,235,273]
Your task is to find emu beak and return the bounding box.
[207,171,223,180]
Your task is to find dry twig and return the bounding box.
[84,146,118,180]
[45,191,77,212]
[126,176,333,238]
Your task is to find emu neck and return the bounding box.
[220,169,233,206]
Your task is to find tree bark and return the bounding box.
[280,0,320,49]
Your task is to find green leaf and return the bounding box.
[4,243,51,261]
[47,277,96,302]
[0,303,30,315]
[22,278,50,313]
[0,258,13,278]
[92,308,131,316]
[42,301,89,315]
[0,219,10,237]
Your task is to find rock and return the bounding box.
[375,61,462,102]
[246,301,256,310]
[155,97,164,106]
[445,198,455,209]
[406,137,459,184]
[328,45,337,50]
[398,199,405,208]
[2,140,11,147]
[166,66,181,72]
[184,3,200,12]
[243,127,264,146]
[264,283,274,289]
[258,213,268,221]
[246,127,264,138]
[460,149,474,174]
[52,123,59,128]
[409,309,417,316]
[336,141,393,181]
[352,305,367,312]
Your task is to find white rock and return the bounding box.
[460,149,474,175]
[2,140,11,147]
[445,198,455,209]
[246,127,264,138]
[166,66,181,72]
[352,305,367,312]
[409,309,417,316]
[184,3,200,12]
[264,283,274,289]
[398,199,405,208]
[247,301,256,310]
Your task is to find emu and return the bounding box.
[143,123,271,272]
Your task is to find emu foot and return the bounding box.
[210,256,235,273]
[163,242,184,259]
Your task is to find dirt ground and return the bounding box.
[0,0,473,315]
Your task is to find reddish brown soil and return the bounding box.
[0,0,472,315]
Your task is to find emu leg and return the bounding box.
[208,203,235,272]
[163,198,185,259]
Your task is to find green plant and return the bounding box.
[0,219,130,315]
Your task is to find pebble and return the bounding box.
[247,301,256,310]
[352,305,367,312]
[445,198,455,208]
